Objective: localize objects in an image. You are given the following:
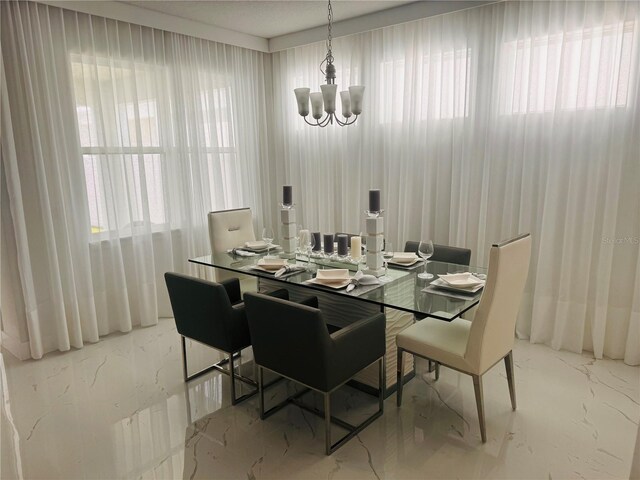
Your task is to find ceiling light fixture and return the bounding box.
[293,0,364,127]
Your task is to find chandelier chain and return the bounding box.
[326,0,333,66]
[296,0,362,127]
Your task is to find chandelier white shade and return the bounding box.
[294,0,364,127]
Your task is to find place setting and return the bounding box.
[385,252,423,269]
[304,268,381,295]
[243,257,307,278]
[423,271,487,300]
[227,228,282,257]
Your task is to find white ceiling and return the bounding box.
[121,1,416,39]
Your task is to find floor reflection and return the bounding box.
[2,317,638,479]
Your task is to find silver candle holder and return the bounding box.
[280,204,297,258]
[364,212,385,277]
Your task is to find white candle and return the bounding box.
[350,236,362,258]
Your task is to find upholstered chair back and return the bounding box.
[404,241,471,266]
[164,273,240,353]
[464,234,531,374]
[208,208,256,253]
[244,293,332,390]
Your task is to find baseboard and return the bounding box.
[1,332,31,360]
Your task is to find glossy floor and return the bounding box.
[1,317,638,479]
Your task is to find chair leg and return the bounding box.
[379,357,385,413]
[181,336,188,382]
[472,375,487,443]
[258,366,265,419]
[504,351,517,410]
[324,392,331,456]
[229,351,237,405]
[396,348,404,407]
[435,362,440,381]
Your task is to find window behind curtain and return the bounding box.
[499,21,636,114]
[71,56,239,236]
[378,47,472,123]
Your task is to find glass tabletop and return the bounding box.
[189,252,488,320]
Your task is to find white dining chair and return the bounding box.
[208,208,257,285]
[396,233,531,442]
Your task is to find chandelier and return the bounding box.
[293,0,365,127]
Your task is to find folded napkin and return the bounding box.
[245,240,268,249]
[227,248,257,257]
[391,252,418,263]
[274,264,307,278]
[258,258,288,269]
[346,270,381,292]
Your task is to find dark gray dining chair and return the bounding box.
[243,292,386,455]
[164,272,287,405]
[404,241,472,266]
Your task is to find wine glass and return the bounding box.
[262,227,274,257]
[382,240,393,278]
[298,228,312,259]
[383,241,393,259]
[417,240,434,279]
[304,234,316,270]
[297,227,307,255]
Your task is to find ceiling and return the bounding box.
[121,1,416,39]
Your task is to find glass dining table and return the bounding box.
[189,252,487,321]
[189,251,487,395]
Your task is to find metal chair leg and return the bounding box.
[379,357,385,413]
[229,352,237,405]
[504,351,517,410]
[324,393,331,456]
[396,348,404,407]
[258,366,265,419]
[435,362,440,381]
[181,336,188,381]
[472,375,487,443]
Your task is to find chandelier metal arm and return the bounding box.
[294,0,363,128]
[303,113,359,128]
[334,115,358,126]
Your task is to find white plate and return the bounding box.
[388,258,422,267]
[241,246,268,253]
[431,277,484,293]
[241,244,280,253]
[316,269,350,283]
[306,277,351,289]
[438,272,484,288]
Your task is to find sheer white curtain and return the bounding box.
[270,1,640,364]
[1,2,271,359]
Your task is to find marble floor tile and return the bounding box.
[1,317,638,479]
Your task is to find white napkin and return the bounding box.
[245,240,268,249]
[391,252,418,263]
[227,248,257,257]
[346,270,380,292]
[274,264,306,277]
